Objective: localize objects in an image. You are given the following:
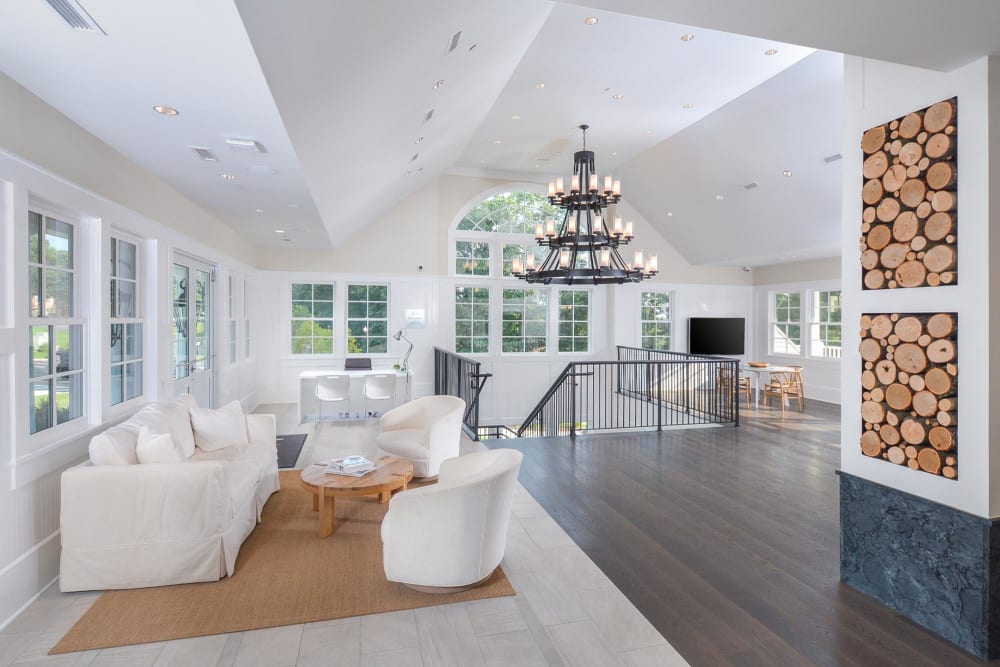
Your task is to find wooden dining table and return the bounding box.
[740,364,798,407]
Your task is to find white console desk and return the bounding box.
[298,369,412,423]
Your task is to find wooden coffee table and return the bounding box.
[299,455,414,538]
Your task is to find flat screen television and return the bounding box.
[688,317,745,356]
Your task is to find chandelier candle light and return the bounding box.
[513,124,657,284]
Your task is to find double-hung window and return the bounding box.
[771,292,802,355]
[640,292,671,351]
[502,288,547,353]
[227,275,238,363]
[28,210,84,433]
[557,290,589,352]
[291,283,334,354]
[810,290,842,358]
[347,284,389,353]
[244,278,252,359]
[455,286,490,354]
[109,235,143,406]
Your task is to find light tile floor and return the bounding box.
[0,405,687,667]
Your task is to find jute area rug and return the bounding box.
[51,471,514,654]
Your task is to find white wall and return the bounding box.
[840,55,999,518]
[0,77,260,629]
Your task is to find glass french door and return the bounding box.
[172,254,215,406]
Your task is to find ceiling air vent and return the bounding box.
[225,138,266,153]
[744,182,758,190]
[44,0,106,34]
[824,153,843,163]
[423,109,435,124]
[448,30,462,53]
[189,147,217,162]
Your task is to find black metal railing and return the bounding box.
[434,347,492,440]
[517,347,739,438]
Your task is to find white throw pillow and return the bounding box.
[131,396,197,459]
[189,400,249,452]
[135,426,185,464]
[88,431,139,465]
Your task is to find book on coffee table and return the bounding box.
[323,455,376,476]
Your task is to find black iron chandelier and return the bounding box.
[512,124,658,285]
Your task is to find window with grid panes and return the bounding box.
[558,290,589,352]
[455,286,490,354]
[810,290,842,358]
[502,288,547,353]
[347,284,389,353]
[771,291,802,355]
[640,292,671,351]
[109,235,143,406]
[290,283,334,354]
[28,210,84,433]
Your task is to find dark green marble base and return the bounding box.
[839,471,1000,658]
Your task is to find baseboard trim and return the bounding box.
[0,531,61,631]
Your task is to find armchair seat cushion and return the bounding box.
[374,429,428,461]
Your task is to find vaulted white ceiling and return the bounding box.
[1,1,999,266]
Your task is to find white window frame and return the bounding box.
[27,206,85,439]
[108,232,144,409]
[243,277,252,360]
[454,285,491,356]
[557,289,591,354]
[501,287,548,355]
[346,283,390,356]
[639,290,672,351]
[227,274,237,364]
[770,291,803,356]
[290,282,335,356]
[810,289,842,359]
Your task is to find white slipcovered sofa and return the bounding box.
[381,448,523,591]
[59,394,279,592]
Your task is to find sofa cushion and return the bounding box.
[190,401,249,452]
[375,429,429,462]
[135,426,186,464]
[131,396,197,458]
[88,431,139,466]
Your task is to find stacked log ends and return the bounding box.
[860,97,957,290]
[858,312,958,479]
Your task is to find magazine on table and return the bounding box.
[322,455,376,476]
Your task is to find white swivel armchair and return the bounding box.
[381,448,523,592]
[375,395,465,478]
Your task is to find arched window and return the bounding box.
[452,191,562,278]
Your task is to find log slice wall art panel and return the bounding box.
[861,97,957,289]
[860,312,957,478]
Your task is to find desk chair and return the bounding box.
[363,373,396,419]
[315,375,350,428]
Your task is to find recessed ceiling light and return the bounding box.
[682,103,694,109]
[585,16,598,25]
[611,152,617,156]
[765,48,778,56]
[511,114,521,120]
[643,130,652,135]
[274,229,285,234]
[220,173,236,180]
[612,94,623,100]
[783,170,793,177]
[255,208,264,213]
[716,194,724,200]
[535,82,545,89]
[667,212,674,217]
[433,80,444,89]
[414,137,423,144]
[153,105,178,116]
[493,139,502,144]
[680,33,694,42]
[287,203,298,208]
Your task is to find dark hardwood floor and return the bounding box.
[490,401,992,666]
